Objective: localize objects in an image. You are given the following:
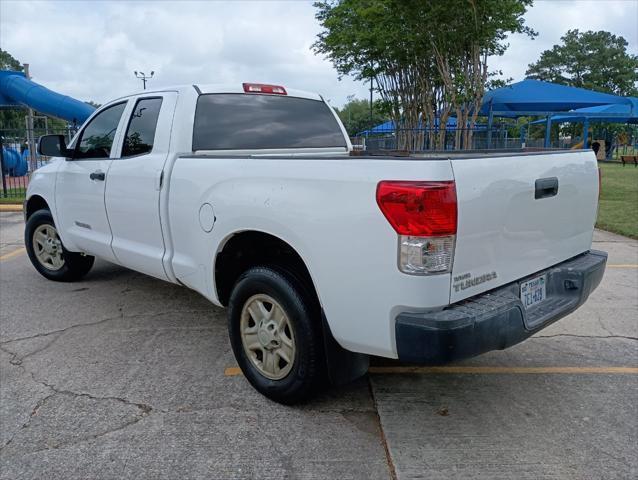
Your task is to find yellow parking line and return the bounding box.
[607,264,638,268]
[224,365,638,377]
[0,204,23,212]
[0,247,26,261]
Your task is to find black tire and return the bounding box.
[25,209,94,282]
[228,266,325,404]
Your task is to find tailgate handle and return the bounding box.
[535,177,558,199]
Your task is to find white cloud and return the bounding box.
[1,0,636,108]
[490,0,638,82]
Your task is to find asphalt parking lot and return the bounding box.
[1,210,636,479]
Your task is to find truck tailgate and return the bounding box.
[450,151,599,303]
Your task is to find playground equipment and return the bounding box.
[0,70,95,124]
[0,146,33,177]
[0,147,20,175]
[1,69,95,181]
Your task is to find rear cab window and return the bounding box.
[192,94,346,151]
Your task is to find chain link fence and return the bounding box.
[350,127,544,152]
[351,125,638,158]
[1,126,77,201]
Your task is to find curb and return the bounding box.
[0,204,23,212]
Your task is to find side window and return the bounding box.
[75,102,126,159]
[122,97,163,157]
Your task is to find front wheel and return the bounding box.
[25,209,94,282]
[228,266,325,404]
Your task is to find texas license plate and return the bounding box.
[520,274,546,309]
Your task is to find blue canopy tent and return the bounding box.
[481,80,632,147]
[532,98,638,124]
[480,79,625,116]
[528,99,638,154]
[358,80,635,149]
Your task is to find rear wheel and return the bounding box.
[228,266,324,404]
[25,209,94,282]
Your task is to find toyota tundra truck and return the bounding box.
[25,82,606,403]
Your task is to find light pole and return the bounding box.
[134,70,154,90]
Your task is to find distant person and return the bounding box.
[592,141,600,157]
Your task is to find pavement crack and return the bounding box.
[0,381,153,454]
[0,343,19,364]
[594,311,616,337]
[15,389,153,455]
[255,411,296,478]
[0,391,57,452]
[367,376,398,480]
[596,446,632,470]
[7,333,64,366]
[0,314,126,346]
[34,376,154,416]
[0,309,213,347]
[0,343,154,453]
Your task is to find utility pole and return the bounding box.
[134,70,154,90]
[23,64,37,173]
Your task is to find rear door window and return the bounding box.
[122,97,163,157]
[192,94,346,150]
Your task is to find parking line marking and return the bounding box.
[607,264,638,268]
[0,204,23,212]
[0,247,26,261]
[224,366,638,376]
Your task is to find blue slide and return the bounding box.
[0,70,95,124]
[1,70,96,176]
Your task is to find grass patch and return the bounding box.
[0,196,25,204]
[596,162,638,239]
[0,186,26,204]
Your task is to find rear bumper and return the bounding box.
[395,250,607,364]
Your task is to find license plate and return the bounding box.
[520,274,546,309]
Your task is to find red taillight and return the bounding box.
[242,83,287,95]
[376,181,457,236]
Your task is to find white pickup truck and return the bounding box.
[27,83,606,403]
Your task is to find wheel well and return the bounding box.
[215,231,319,308]
[25,195,49,219]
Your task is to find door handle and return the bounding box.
[90,171,105,181]
[535,177,558,199]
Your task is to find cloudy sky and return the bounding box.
[1,0,636,107]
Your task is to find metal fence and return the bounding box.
[351,126,638,157]
[351,127,530,152]
[1,126,77,201]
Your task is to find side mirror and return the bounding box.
[38,135,72,158]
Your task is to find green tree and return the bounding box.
[526,29,638,96]
[1,50,26,131]
[314,0,534,150]
[0,49,23,71]
[334,98,387,136]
